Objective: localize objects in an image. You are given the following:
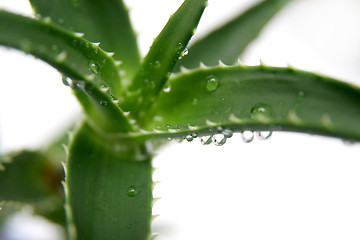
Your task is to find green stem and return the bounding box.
[66,123,153,240]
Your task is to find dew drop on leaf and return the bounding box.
[185,135,193,142]
[163,82,171,93]
[89,60,99,75]
[99,101,108,106]
[297,90,305,100]
[256,131,272,140]
[206,76,218,92]
[62,75,71,86]
[241,131,254,143]
[212,134,227,146]
[222,129,233,138]
[127,186,137,197]
[250,103,272,119]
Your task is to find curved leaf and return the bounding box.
[30,0,140,82]
[0,10,123,98]
[65,123,153,240]
[139,65,360,141]
[0,150,65,225]
[124,0,208,118]
[174,0,291,70]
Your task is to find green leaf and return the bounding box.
[141,65,360,141]
[0,10,123,98]
[175,0,291,70]
[0,151,65,225]
[30,0,140,82]
[124,0,208,118]
[65,123,153,240]
[70,80,134,133]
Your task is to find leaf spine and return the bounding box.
[218,60,226,67]
[205,119,217,126]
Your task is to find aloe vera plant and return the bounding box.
[1,0,360,239]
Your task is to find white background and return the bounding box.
[1,0,360,239]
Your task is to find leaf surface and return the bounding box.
[175,0,291,70]
[124,0,208,117]
[30,0,140,82]
[65,123,153,240]
[141,65,360,141]
[0,10,123,98]
[0,11,133,132]
[0,151,65,225]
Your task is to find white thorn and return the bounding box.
[86,74,96,81]
[205,119,217,126]
[180,66,190,73]
[115,60,122,66]
[260,59,268,67]
[237,58,244,66]
[229,113,243,123]
[288,109,302,124]
[92,42,101,47]
[321,114,333,129]
[106,52,115,57]
[199,62,208,69]
[74,32,85,38]
[188,125,198,131]
[218,60,226,67]
[55,50,67,63]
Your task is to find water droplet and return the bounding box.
[206,76,218,92]
[256,131,272,140]
[99,100,108,106]
[250,103,272,120]
[222,129,233,138]
[191,133,198,138]
[62,75,71,86]
[297,90,305,100]
[127,186,137,197]
[241,131,254,143]
[212,134,227,146]
[89,60,99,75]
[185,135,193,142]
[74,32,85,38]
[192,98,198,105]
[183,48,189,56]
[200,135,213,145]
[73,80,86,90]
[151,61,161,69]
[163,82,171,93]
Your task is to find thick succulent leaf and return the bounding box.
[0,11,133,133]
[70,80,134,133]
[0,151,65,225]
[65,123,153,240]
[30,0,140,82]
[174,0,291,70]
[124,0,208,118]
[140,65,360,141]
[0,10,123,98]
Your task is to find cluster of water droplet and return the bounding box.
[176,42,189,60]
[196,129,272,146]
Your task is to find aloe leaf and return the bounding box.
[65,123,153,240]
[124,0,208,118]
[174,0,291,70]
[29,0,140,82]
[70,79,134,133]
[0,151,65,225]
[0,10,123,98]
[141,65,360,141]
